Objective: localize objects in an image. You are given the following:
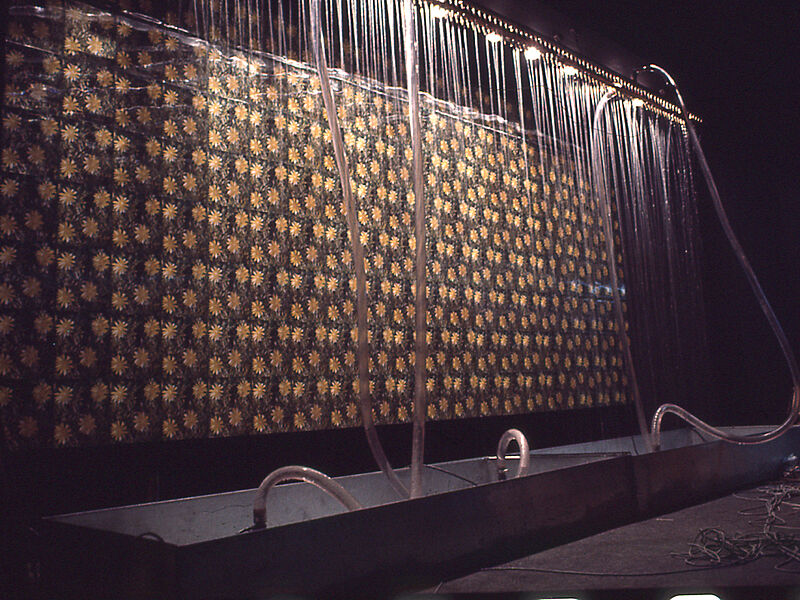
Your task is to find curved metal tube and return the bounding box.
[496,429,530,479]
[636,64,800,450]
[252,466,361,527]
[590,90,653,450]
[402,0,427,500]
[310,0,407,497]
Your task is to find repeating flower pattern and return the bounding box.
[0,2,626,448]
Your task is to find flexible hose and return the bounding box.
[402,0,428,500]
[310,0,408,497]
[636,64,800,450]
[252,466,362,527]
[590,90,653,450]
[496,429,530,480]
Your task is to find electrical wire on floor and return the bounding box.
[673,476,800,573]
[460,477,800,583]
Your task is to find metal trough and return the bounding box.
[39,427,799,598]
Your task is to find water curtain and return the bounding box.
[637,65,800,449]
[0,0,703,460]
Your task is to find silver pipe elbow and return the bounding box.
[252,465,362,528]
[496,429,530,480]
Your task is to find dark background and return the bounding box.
[1,2,798,595]
[524,0,800,426]
[1,0,798,517]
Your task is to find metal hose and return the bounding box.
[310,0,408,497]
[590,90,653,450]
[636,64,800,450]
[252,466,362,528]
[496,429,530,480]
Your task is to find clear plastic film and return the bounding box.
[1,1,703,456]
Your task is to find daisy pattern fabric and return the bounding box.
[0,1,627,448]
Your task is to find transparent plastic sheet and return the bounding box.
[0,0,701,454]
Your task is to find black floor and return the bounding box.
[424,481,800,599]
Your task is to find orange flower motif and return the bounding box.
[162,418,179,438]
[133,413,150,433]
[163,177,178,194]
[163,385,178,404]
[192,381,206,400]
[253,414,267,432]
[111,385,127,405]
[20,346,38,368]
[54,423,72,445]
[183,411,198,431]
[162,355,177,375]
[209,356,224,375]
[78,414,97,436]
[0,179,18,198]
[17,416,38,438]
[111,355,127,376]
[107,420,129,444]
[54,355,73,376]
[209,416,224,435]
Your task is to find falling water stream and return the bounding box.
[188,0,706,477]
[0,0,706,479]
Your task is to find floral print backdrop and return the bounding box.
[0,1,627,449]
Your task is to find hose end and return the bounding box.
[252,506,266,527]
[240,521,266,534]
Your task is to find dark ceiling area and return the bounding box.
[479,0,800,424]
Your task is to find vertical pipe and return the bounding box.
[309,0,408,498]
[402,0,427,499]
